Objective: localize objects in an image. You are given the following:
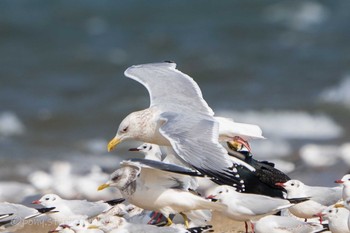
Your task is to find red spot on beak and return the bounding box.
[275,182,285,187]
[206,195,216,199]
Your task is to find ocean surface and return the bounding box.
[1,0,350,189]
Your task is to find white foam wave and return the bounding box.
[339,143,350,166]
[299,144,339,168]
[217,110,343,140]
[263,1,329,31]
[269,159,295,174]
[0,111,25,137]
[319,75,350,107]
[250,139,292,159]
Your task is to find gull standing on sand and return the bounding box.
[32,193,124,223]
[275,179,342,220]
[98,159,226,227]
[107,62,253,186]
[206,185,306,233]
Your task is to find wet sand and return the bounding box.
[210,211,248,233]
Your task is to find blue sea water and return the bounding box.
[1,0,350,186]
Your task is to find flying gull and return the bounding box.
[107,62,251,186]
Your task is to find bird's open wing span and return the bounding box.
[124,62,214,115]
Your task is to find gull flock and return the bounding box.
[1,62,349,233]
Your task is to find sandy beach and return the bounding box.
[210,212,247,233]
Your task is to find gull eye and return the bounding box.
[112,175,119,181]
[291,183,295,186]
[76,223,80,226]
[122,126,128,132]
[218,191,223,194]
[143,145,147,149]
[45,197,50,201]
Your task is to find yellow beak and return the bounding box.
[107,136,121,152]
[88,225,99,229]
[334,203,345,208]
[97,183,110,191]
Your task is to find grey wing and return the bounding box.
[65,200,109,217]
[159,112,241,185]
[127,158,203,177]
[308,187,342,205]
[122,160,198,190]
[124,62,214,115]
[0,203,37,220]
[236,195,288,215]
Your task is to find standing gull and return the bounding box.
[205,185,307,233]
[107,62,247,185]
[98,159,226,227]
[275,179,342,220]
[32,193,124,223]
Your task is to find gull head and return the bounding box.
[108,111,148,152]
[98,166,140,191]
[320,206,343,220]
[206,185,236,202]
[32,193,62,206]
[275,180,303,194]
[129,143,163,160]
[129,143,153,153]
[67,219,91,231]
[335,174,350,186]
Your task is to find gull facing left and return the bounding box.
[98,159,226,227]
[32,193,124,223]
[107,62,252,186]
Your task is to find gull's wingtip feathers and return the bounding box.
[124,62,177,76]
